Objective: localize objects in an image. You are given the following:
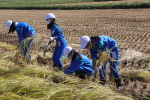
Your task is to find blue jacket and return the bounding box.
[16,22,36,43]
[50,24,64,40]
[50,24,67,46]
[64,53,93,75]
[90,36,118,60]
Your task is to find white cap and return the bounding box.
[6,20,12,30]
[64,46,72,58]
[80,36,90,49]
[44,13,55,19]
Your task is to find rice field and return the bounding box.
[0,9,150,99]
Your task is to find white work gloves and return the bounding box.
[91,70,95,78]
[49,37,55,41]
[97,66,102,71]
[91,66,103,78]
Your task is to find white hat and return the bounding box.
[64,46,72,58]
[6,20,12,30]
[80,36,90,49]
[44,13,55,19]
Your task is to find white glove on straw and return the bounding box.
[49,37,55,41]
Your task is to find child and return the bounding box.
[44,13,67,70]
[63,46,93,79]
[79,35,122,90]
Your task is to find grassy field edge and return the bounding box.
[0,1,150,10]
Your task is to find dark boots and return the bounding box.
[99,79,121,90]
[75,72,85,79]
[53,64,57,67]
[99,80,106,85]
[114,78,122,90]
[53,64,63,71]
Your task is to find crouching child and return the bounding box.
[63,46,93,80]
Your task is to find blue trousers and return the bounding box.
[99,47,120,80]
[52,39,67,69]
[19,36,35,60]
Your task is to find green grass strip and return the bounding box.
[0,2,150,10]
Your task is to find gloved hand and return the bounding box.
[96,50,102,59]
[45,45,50,50]
[96,53,101,60]
[91,70,95,78]
[96,66,102,71]
[49,37,55,41]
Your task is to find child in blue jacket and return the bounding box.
[63,46,93,79]
[79,35,121,90]
[44,13,67,70]
[5,20,36,60]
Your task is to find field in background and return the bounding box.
[0,9,150,99]
[0,0,149,6]
[1,9,150,53]
[0,0,150,10]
